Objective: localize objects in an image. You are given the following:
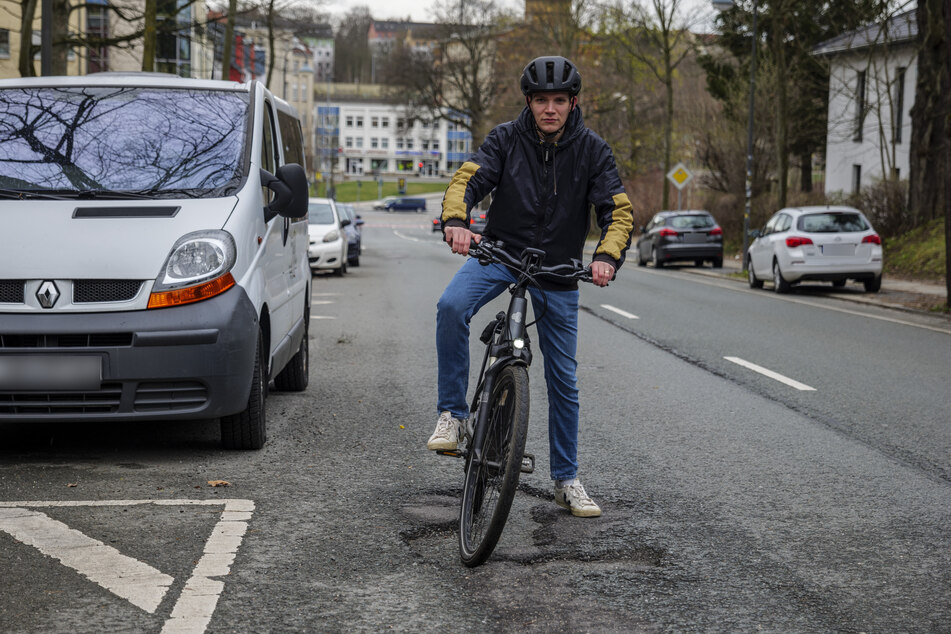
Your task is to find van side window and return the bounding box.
[261,102,277,174]
[277,110,305,168]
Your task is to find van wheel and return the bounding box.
[274,309,309,392]
[221,329,266,450]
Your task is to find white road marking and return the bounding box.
[601,304,639,320]
[393,229,422,242]
[312,292,339,297]
[0,507,173,613]
[311,300,335,305]
[724,356,817,391]
[0,499,254,634]
[310,315,336,320]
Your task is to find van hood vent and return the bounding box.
[73,206,181,218]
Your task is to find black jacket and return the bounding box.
[441,105,634,288]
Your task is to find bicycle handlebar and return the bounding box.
[469,239,593,283]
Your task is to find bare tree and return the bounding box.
[908,0,950,302]
[604,0,704,209]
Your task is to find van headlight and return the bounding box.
[148,230,237,309]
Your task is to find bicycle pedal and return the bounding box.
[521,453,535,473]
[437,449,464,459]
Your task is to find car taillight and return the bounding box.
[862,234,882,245]
[785,236,814,248]
[710,227,723,236]
[659,228,678,237]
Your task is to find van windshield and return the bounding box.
[0,86,249,198]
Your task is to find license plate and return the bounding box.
[684,232,708,243]
[0,355,102,390]
[820,243,855,256]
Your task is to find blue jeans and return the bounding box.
[436,258,581,480]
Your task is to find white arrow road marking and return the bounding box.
[600,304,639,320]
[0,499,254,634]
[724,356,817,391]
[0,507,173,613]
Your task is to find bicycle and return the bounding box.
[437,238,592,567]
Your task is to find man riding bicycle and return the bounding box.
[428,56,635,518]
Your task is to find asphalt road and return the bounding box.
[1,205,949,632]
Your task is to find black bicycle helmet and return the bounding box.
[520,56,582,96]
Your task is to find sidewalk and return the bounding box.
[712,255,947,314]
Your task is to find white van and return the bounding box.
[0,74,312,449]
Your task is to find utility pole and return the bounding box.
[40,0,52,76]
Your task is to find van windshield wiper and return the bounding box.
[0,188,73,200]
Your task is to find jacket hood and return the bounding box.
[515,104,585,147]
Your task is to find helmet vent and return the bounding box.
[562,62,573,82]
[545,61,555,86]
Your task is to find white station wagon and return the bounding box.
[746,206,883,293]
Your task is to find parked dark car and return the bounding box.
[338,202,364,267]
[635,210,723,268]
[385,197,426,212]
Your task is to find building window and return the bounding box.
[356,137,364,148]
[371,137,378,149]
[381,118,389,128]
[853,70,866,143]
[396,138,404,150]
[156,0,192,77]
[406,139,414,150]
[371,117,379,128]
[893,67,906,144]
[345,137,353,148]
[852,164,862,194]
[422,140,429,151]
[0,29,8,59]
[346,116,354,127]
[381,138,389,149]
[432,140,439,151]
[85,6,108,72]
[356,116,364,128]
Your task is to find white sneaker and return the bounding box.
[554,482,602,517]
[427,411,463,450]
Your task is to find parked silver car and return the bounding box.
[746,205,883,293]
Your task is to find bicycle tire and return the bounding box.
[459,364,530,567]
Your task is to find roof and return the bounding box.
[813,9,917,56]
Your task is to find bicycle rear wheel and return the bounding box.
[459,364,530,567]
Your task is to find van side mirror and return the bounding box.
[261,164,308,222]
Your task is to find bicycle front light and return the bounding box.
[513,338,525,350]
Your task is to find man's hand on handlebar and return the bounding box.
[589,261,615,287]
[444,225,480,256]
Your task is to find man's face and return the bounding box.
[529,92,573,135]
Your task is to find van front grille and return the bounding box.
[134,381,208,412]
[0,383,123,415]
[0,280,24,304]
[0,333,134,348]
[74,280,143,303]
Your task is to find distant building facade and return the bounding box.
[815,10,918,195]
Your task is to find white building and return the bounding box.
[315,97,472,178]
[815,9,917,195]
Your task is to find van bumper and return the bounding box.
[0,288,258,422]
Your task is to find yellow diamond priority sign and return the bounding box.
[666,162,693,190]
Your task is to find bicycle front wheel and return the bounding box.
[459,364,530,567]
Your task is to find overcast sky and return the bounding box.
[323,0,716,28]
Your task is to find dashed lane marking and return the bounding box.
[724,356,817,391]
[601,304,639,320]
[310,315,336,320]
[0,499,254,634]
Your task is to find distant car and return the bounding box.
[635,210,723,268]
[385,197,426,213]
[746,205,883,293]
[338,202,363,267]
[374,196,396,210]
[307,197,349,276]
[431,210,487,233]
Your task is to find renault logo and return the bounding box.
[37,281,60,309]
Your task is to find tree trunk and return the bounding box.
[142,0,157,72]
[18,0,37,77]
[221,0,238,81]
[50,0,69,75]
[908,0,950,302]
[799,151,812,192]
[266,0,276,89]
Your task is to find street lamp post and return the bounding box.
[712,0,758,271]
